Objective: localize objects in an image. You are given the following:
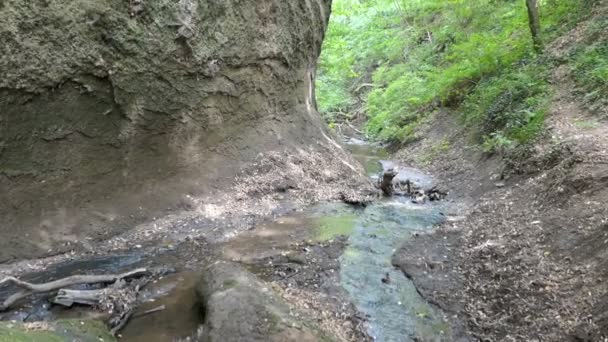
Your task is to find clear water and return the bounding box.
[340,141,449,341]
[339,198,449,341]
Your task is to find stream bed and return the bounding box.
[336,140,449,341]
[0,139,450,342]
[339,197,448,341]
[221,139,450,341]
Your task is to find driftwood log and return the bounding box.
[0,268,149,311]
[53,288,108,307]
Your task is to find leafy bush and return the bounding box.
[317,0,589,146]
[462,63,550,150]
[571,43,608,114]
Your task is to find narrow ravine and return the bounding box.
[0,139,452,342]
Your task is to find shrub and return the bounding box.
[317,0,590,145]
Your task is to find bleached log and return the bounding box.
[0,268,149,311]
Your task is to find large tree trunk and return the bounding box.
[0,0,358,261]
[526,0,543,52]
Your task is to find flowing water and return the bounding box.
[338,199,448,341]
[222,139,450,341]
[0,139,449,341]
[339,140,449,341]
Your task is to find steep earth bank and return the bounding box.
[393,6,608,341]
[0,0,369,262]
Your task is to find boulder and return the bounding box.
[196,261,335,342]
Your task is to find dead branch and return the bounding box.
[53,288,106,307]
[133,305,166,318]
[0,268,149,311]
[346,122,363,134]
[354,83,374,93]
[111,310,133,336]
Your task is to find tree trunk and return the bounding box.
[526,0,543,52]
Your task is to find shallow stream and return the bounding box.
[338,198,448,341]
[339,140,449,341]
[221,139,450,341]
[0,139,449,341]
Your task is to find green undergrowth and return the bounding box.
[570,13,608,115]
[317,0,596,151]
[573,42,608,113]
[463,62,551,151]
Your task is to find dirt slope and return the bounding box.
[393,6,608,341]
[0,0,369,262]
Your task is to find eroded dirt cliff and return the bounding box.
[0,0,367,261]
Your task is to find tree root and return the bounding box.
[0,268,149,311]
[111,310,133,336]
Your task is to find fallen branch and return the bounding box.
[133,305,166,318]
[53,288,106,307]
[111,310,133,337]
[346,122,363,134]
[0,268,149,311]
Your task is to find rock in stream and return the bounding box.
[196,260,336,342]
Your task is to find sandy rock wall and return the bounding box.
[0,0,344,261]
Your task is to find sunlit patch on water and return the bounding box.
[314,209,358,241]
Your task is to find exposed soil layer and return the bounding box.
[0,0,372,262]
[393,5,608,341]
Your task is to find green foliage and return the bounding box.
[462,63,550,151]
[0,320,115,342]
[571,43,608,114]
[317,0,589,146]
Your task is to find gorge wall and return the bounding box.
[0,0,344,261]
